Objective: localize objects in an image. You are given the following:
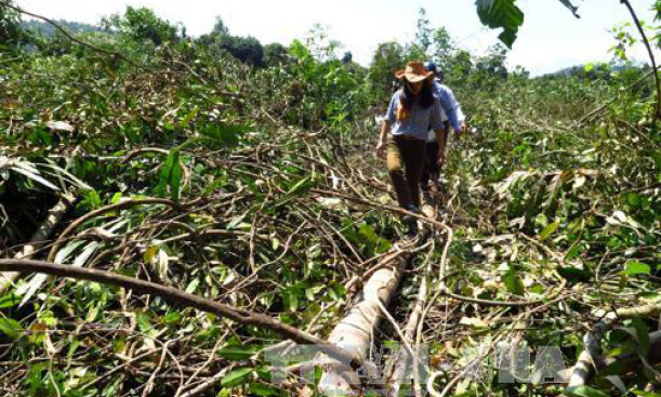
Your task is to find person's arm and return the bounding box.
[434,128,448,167]
[376,121,391,158]
[456,106,467,132]
[444,84,467,131]
[377,94,397,157]
[436,83,463,133]
[429,97,447,166]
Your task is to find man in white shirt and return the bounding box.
[422,62,467,202]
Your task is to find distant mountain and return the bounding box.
[21,19,104,37]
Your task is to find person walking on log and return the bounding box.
[421,61,466,204]
[376,61,446,237]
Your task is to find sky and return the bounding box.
[16,0,660,76]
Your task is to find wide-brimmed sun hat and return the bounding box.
[395,61,434,83]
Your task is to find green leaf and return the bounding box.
[155,149,182,201]
[161,312,182,325]
[284,290,299,312]
[0,318,23,339]
[539,221,559,240]
[10,165,60,191]
[0,293,20,309]
[248,384,280,396]
[566,386,611,397]
[632,390,661,397]
[476,0,524,48]
[136,313,152,332]
[169,149,182,201]
[196,122,244,149]
[276,175,316,207]
[632,317,651,355]
[475,0,578,48]
[217,346,256,361]
[179,107,200,128]
[221,367,253,387]
[598,359,629,377]
[557,266,591,282]
[358,223,378,246]
[155,156,171,198]
[503,269,524,296]
[622,262,651,276]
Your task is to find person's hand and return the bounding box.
[437,149,446,167]
[455,120,467,136]
[375,141,386,159]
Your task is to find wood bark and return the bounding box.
[385,271,427,397]
[0,194,75,294]
[318,248,411,396]
[0,258,363,367]
[568,304,661,389]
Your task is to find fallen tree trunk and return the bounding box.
[318,247,411,396]
[0,194,75,294]
[385,271,427,397]
[0,259,363,368]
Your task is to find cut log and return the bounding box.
[0,194,75,294]
[385,271,427,397]
[318,247,411,396]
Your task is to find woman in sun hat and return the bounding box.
[375,61,447,236]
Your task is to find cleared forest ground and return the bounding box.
[1,4,661,397]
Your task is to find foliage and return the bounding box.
[367,41,405,103]
[1,3,661,397]
[0,1,25,49]
[475,0,580,48]
[198,16,265,66]
[101,6,179,46]
[476,0,525,48]
[21,19,103,37]
[263,42,289,65]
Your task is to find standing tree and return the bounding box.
[263,42,289,65]
[0,1,25,50]
[432,26,455,72]
[415,7,432,54]
[368,42,405,102]
[198,16,265,67]
[102,6,178,46]
[221,35,264,67]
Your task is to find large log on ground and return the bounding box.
[0,194,75,294]
[385,271,427,397]
[318,247,411,396]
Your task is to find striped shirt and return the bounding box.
[433,80,463,132]
[385,90,444,141]
[428,83,466,142]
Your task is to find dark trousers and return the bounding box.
[422,124,450,193]
[386,135,426,210]
[421,141,439,193]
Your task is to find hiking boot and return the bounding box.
[401,204,419,224]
